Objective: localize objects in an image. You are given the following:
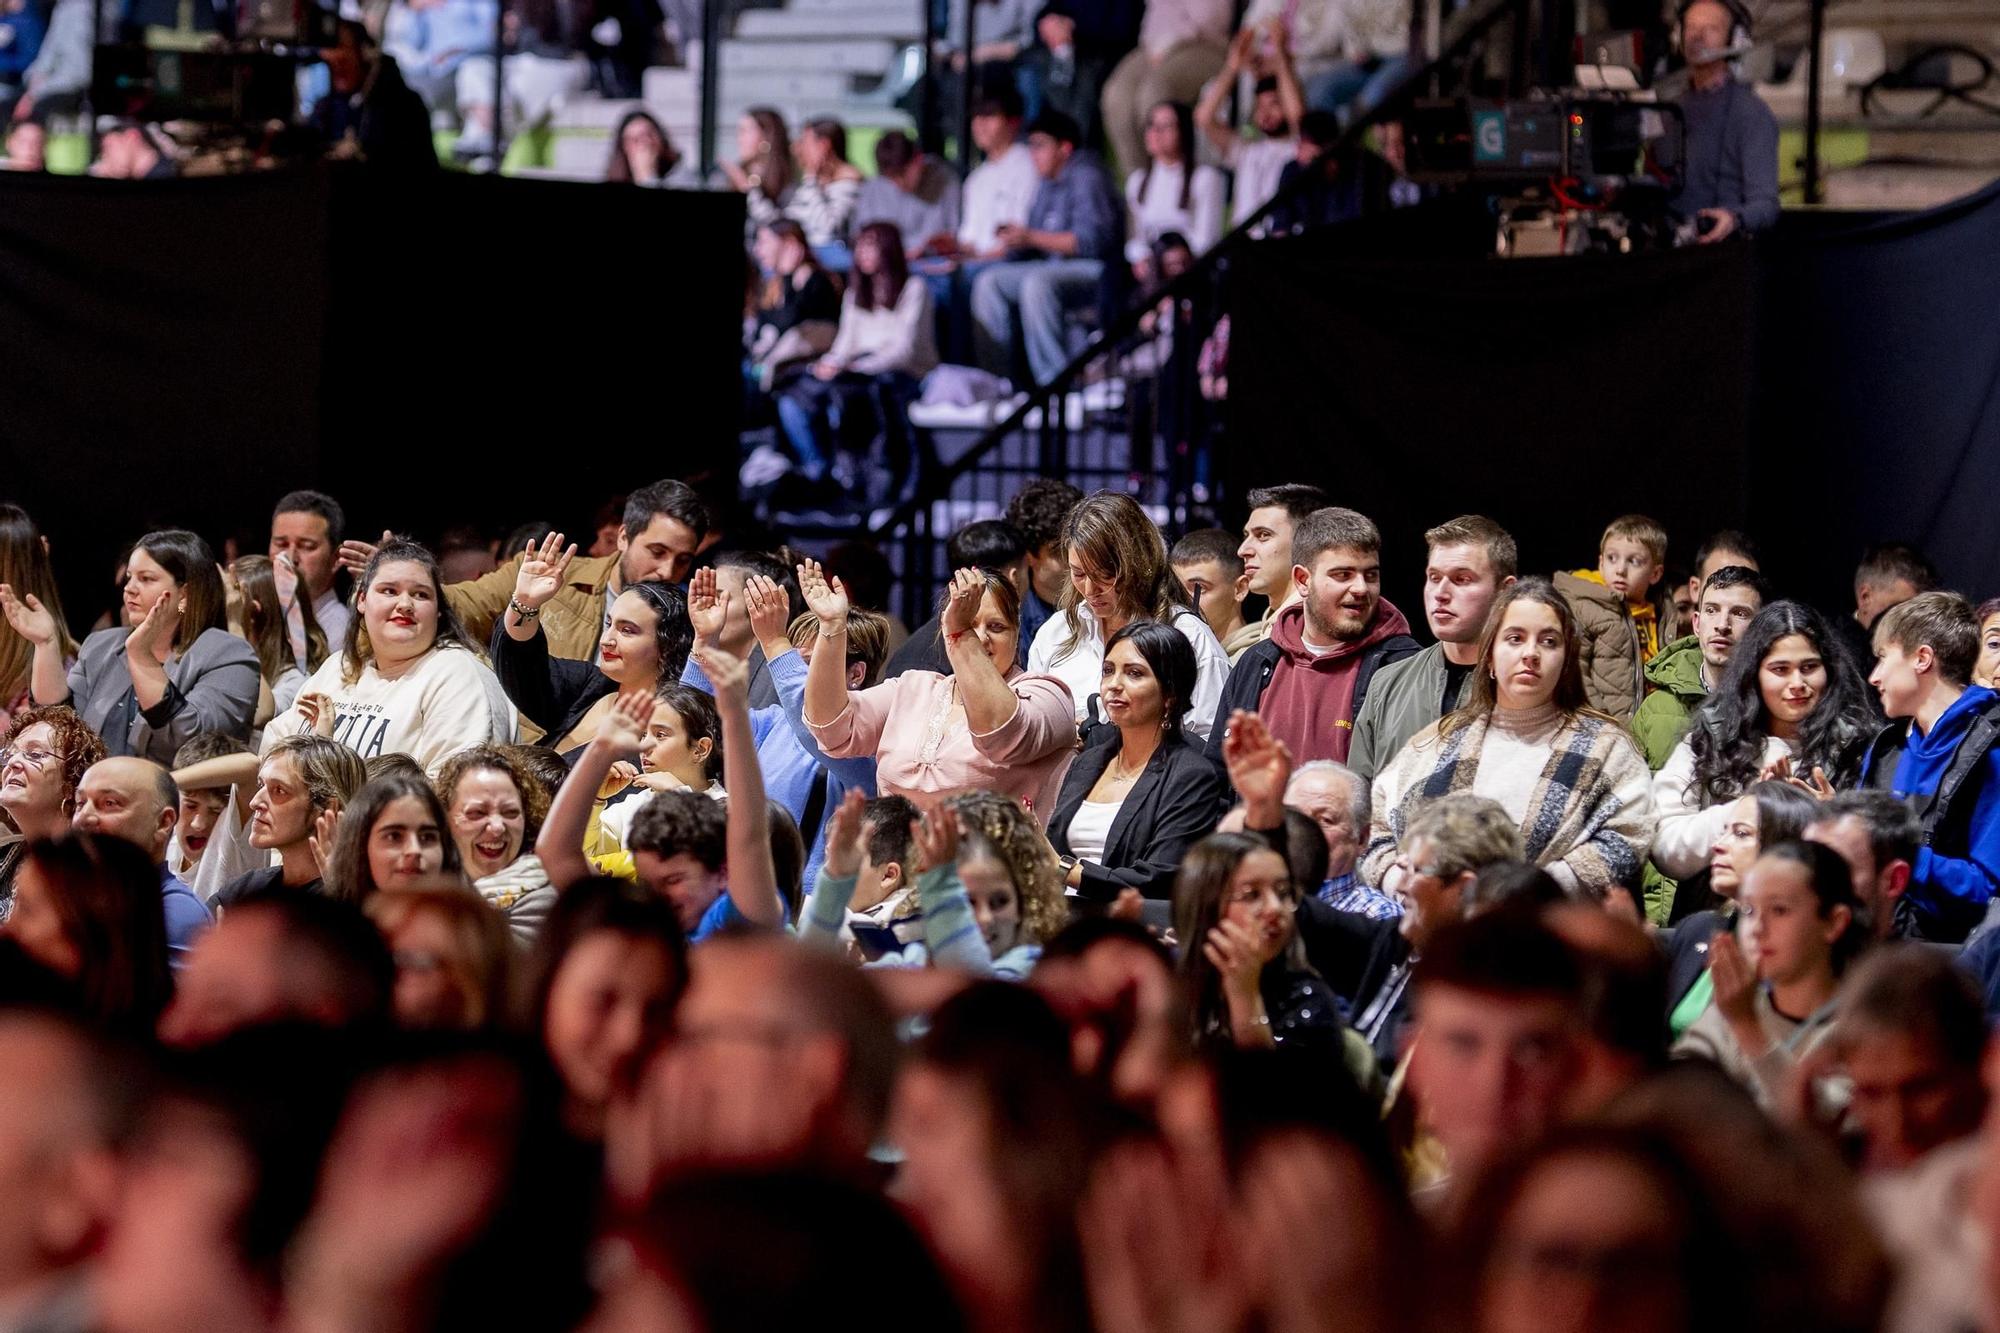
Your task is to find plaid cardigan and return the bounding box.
[1361,709,1658,895]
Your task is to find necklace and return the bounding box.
[1108,751,1146,784]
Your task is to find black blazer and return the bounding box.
[491,619,616,751]
[1047,730,1227,900]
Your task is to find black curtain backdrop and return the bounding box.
[0,165,743,634]
[1227,181,2000,619]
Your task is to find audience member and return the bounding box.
[1632,564,1769,769]
[1974,595,2000,688]
[1168,527,1250,651]
[799,792,919,960]
[165,732,256,892]
[1843,541,1937,667]
[1350,514,1516,782]
[323,771,462,903]
[1121,101,1225,272]
[363,886,517,1030]
[1098,0,1227,175]
[0,704,106,915]
[721,105,795,228]
[1836,945,1987,1173]
[0,112,41,170]
[746,219,842,388]
[1017,0,1140,152]
[951,87,1040,261]
[310,20,438,171]
[1,833,173,1035]
[886,520,1031,678]
[92,120,176,178]
[1680,529,1762,619]
[781,116,866,253]
[434,744,551,941]
[857,131,963,257]
[606,110,694,186]
[72,756,210,960]
[1553,513,1674,722]
[0,504,75,730]
[225,554,326,731]
[1231,482,1330,656]
[269,490,352,646]
[1807,789,1921,945]
[215,734,367,905]
[1195,24,1303,226]
[1003,477,1082,652]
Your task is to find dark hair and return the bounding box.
[1414,908,1585,1002]
[716,548,802,617]
[1172,833,1307,1048]
[607,110,680,183]
[503,520,556,557]
[1758,839,1865,972]
[1289,506,1381,573]
[1280,807,1331,892]
[0,504,75,697]
[616,580,695,686]
[1136,101,1196,209]
[872,127,916,176]
[1039,913,1175,969]
[947,519,1028,573]
[131,529,227,649]
[1465,861,1566,914]
[225,890,397,1027]
[861,794,918,873]
[272,490,345,544]
[801,115,849,170]
[1252,74,1280,97]
[1004,479,1084,554]
[1170,528,1243,576]
[1841,943,1988,1069]
[1694,529,1759,572]
[1855,543,1938,596]
[1101,618,1197,739]
[627,788,727,872]
[232,554,329,684]
[740,105,793,199]
[323,773,462,904]
[1025,108,1081,146]
[1701,563,1772,604]
[173,730,250,769]
[766,800,805,923]
[972,82,1024,119]
[344,540,477,684]
[1812,790,1921,874]
[853,220,912,311]
[17,833,172,1035]
[1739,779,1820,847]
[498,743,570,809]
[1687,600,1876,807]
[653,682,725,784]
[1244,483,1332,523]
[525,876,687,1054]
[1298,109,1342,148]
[823,543,890,616]
[622,479,713,544]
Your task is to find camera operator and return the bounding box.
[1667,0,1777,243]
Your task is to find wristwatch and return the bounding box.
[1058,854,1079,876]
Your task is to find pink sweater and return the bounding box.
[807,669,1077,824]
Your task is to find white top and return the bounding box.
[1650,733,1794,878]
[262,644,518,779]
[1230,136,1297,228]
[826,278,939,380]
[1027,604,1229,741]
[959,141,1040,255]
[1124,161,1228,263]
[598,779,729,851]
[1066,798,1120,866]
[168,785,267,907]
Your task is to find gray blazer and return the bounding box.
[64,626,261,764]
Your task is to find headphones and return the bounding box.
[1673,0,1753,58]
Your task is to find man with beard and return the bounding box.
[1210,506,1419,769]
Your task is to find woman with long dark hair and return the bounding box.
[1122,101,1225,276]
[774,220,938,492]
[605,110,690,187]
[1651,600,1876,880]
[263,539,516,777]
[1047,619,1226,900]
[6,529,260,764]
[784,116,864,251]
[1,832,173,1034]
[1363,578,1656,900]
[0,504,75,736]
[323,772,464,903]
[721,106,795,229]
[746,219,842,390]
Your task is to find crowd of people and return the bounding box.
[0,470,1996,1331]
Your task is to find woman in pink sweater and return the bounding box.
[802,561,1077,823]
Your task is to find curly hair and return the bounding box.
[6,704,107,812]
[1686,600,1876,808]
[434,744,548,851]
[946,791,1066,946]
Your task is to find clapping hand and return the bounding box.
[0,584,59,647]
[1708,930,1760,1029]
[940,567,985,640]
[688,566,728,645]
[308,804,341,879]
[796,559,850,627]
[511,531,576,614]
[821,788,868,878]
[1222,710,1293,822]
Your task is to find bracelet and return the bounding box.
[508,597,541,621]
[818,620,847,638]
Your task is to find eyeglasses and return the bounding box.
[0,747,55,772]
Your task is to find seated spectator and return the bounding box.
[158,890,395,1044]
[1632,564,1768,770]
[1195,25,1303,227]
[166,732,257,892]
[1231,482,1331,656]
[1674,841,1863,1106]
[1975,596,2000,689]
[0,504,75,725]
[1173,830,1343,1055]
[225,553,328,733]
[745,219,842,390]
[1122,230,1194,377]
[1835,945,1987,1174]
[1122,102,1224,272]
[310,21,438,172]
[1281,758,1383,914]
[1,111,42,170]
[13,0,91,122]
[1266,109,1385,234]
[0,704,105,914]
[215,735,367,908]
[1807,789,1920,946]
[857,131,963,258]
[72,755,211,960]
[0,832,173,1035]
[1678,529,1762,624]
[1351,515,1516,784]
[886,520,1031,679]
[450,6,590,160]
[525,874,685,1139]
[1363,579,1656,902]
[10,529,259,765]
[363,886,517,1030]
[1049,620,1226,900]
[782,117,865,254]
[1005,477,1083,651]
[804,561,1076,821]
[269,489,353,648]
[381,0,496,114]
[1099,0,1228,176]
[970,109,1124,388]
[1211,506,1419,767]
[1553,514,1675,723]
[606,109,696,187]
[1018,0,1140,152]
[721,106,795,231]
[1840,541,1937,672]
[1028,492,1230,739]
[799,793,918,960]
[1859,591,2000,941]
[949,86,1041,262]
[323,771,463,903]
[264,539,517,777]
[434,744,550,942]
[492,533,692,756]
[1169,528,1251,652]
[92,119,177,178]
[774,221,938,496]
[593,681,726,853]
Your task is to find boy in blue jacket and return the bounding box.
[1862,591,2000,942]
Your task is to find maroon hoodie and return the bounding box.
[1258,597,1414,764]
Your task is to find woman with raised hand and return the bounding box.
[6,528,259,763]
[0,503,76,739]
[263,539,516,778]
[491,530,692,757]
[802,559,1075,823]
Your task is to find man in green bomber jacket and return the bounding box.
[1632,565,1770,770]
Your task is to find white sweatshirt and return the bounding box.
[1650,733,1793,878]
[262,645,518,779]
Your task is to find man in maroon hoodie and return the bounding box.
[1207,507,1421,767]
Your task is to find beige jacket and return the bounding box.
[447,552,619,664]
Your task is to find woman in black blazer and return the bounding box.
[1049,620,1227,901]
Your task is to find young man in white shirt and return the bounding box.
[953,88,1041,260]
[1196,21,1305,230]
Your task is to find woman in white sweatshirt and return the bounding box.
[263,540,516,779]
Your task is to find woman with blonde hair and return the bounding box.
[365,886,518,1030]
[1025,492,1229,740]
[0,505,75,738]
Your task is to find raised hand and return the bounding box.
[1222,710,1293,820]
[599,687,654,754]
[0,584,59,647]
[693,642,749,708]
[125,587,183,663]
[940,566,985,639]
[308,804,341,879]
[911,806,961,875]
[296,691,338,738]
[821,788,868,878]
[511,531,576,613]
[796,558,849,627]
[743,573,793,649]
[688,566,728,645]
[338,529,394,578]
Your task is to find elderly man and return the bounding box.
[72,756,211,962]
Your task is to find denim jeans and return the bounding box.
[969,257,1104,386]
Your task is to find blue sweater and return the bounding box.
[1671,79,1780,232]
[1869,686,2000,917]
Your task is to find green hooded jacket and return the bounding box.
[1632,635,1709,771]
